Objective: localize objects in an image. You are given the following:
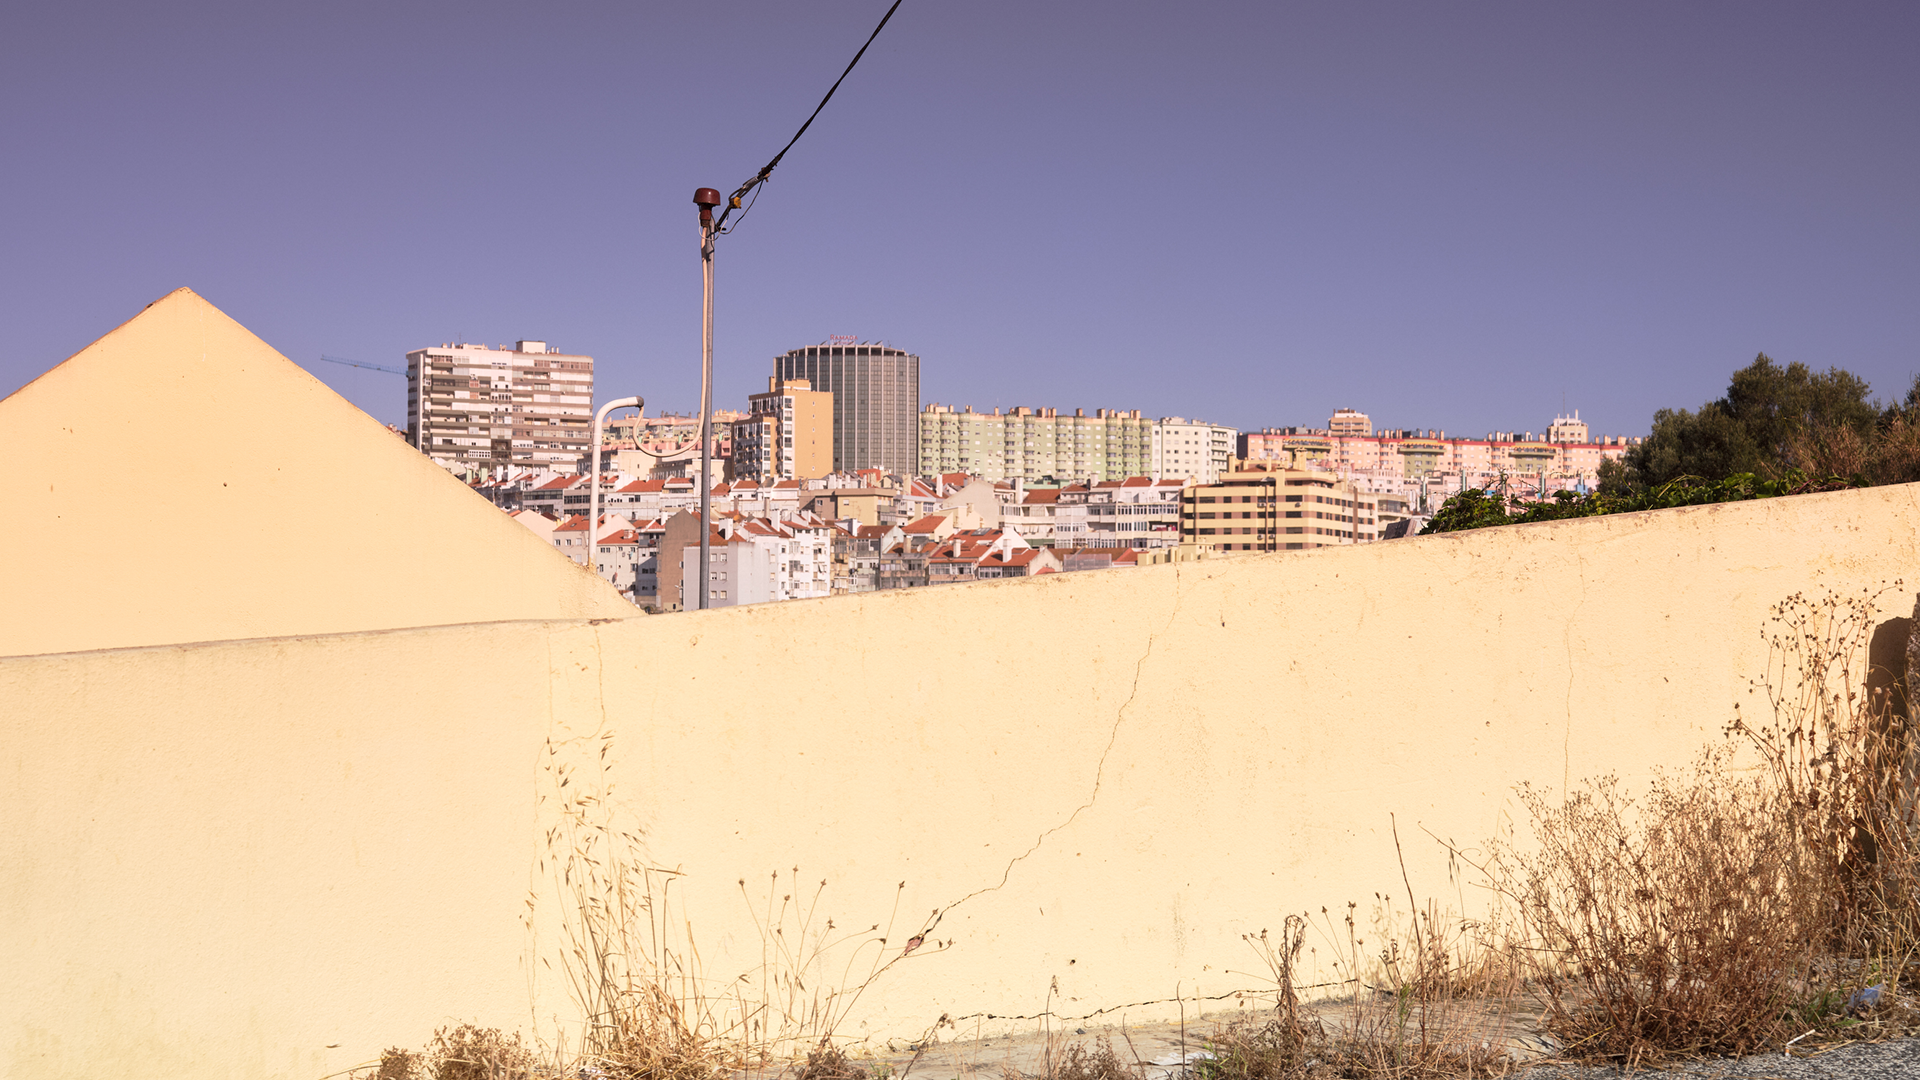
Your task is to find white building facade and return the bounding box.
[406,340,592,475]
[1151,417,1238,484]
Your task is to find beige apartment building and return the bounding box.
[1328,407,1372,438]
[406,340,592,474]
[1179,465,1379,552]
[918,404,1157,485]
[730,378,833,483]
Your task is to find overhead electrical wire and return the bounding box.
[712,0,905,235]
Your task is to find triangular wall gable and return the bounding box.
[0,288,634,656]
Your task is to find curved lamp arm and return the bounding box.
[588,396,643,568]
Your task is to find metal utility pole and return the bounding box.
[694,187,722,610]
[682,1,903,610]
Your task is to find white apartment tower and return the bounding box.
[1151,417,1238,485]
[407,340,593,474]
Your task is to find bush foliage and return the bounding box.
[1426,352,1920,534]
[1421,471,1856,534]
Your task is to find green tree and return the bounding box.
[1604,354,1877,492]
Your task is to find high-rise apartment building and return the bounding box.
[730,378,834,483]
[1151,417,1238,484]
[773,341,919,475]
[919,405,1153,484]
[407,340,592,474]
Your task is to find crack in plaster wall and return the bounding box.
[915,566,1192,942]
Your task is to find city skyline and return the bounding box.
[4,3,1915,439]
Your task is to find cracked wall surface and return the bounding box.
[7,482,1920,1079]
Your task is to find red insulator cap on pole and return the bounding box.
[693,187,722,227]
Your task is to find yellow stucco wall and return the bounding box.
[0,288,633,657]
[6,483,1920,1079]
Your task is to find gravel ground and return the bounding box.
[1514,1039,1920,1080]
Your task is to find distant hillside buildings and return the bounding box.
[402,336,1643,519]
[1240,408,1642,496]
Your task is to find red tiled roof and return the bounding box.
[901,514,947,534]
[979,549,1042,567]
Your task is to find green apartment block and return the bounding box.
[920,405,1154,484]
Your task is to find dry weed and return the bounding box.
[1050,1037,1140,1080]
[1732,583,1920,953]
[1488,583,1920,1064]
[356,1026,540,1080]
[1499,765,1825,1060]
[425,1025,541,1080]
[793,1039,871,1080]
[538,733,931,1078]
[1205,911,1513,1080]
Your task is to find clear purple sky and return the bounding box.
[4,1,1915,439]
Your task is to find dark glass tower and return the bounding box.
[773,342,920,476]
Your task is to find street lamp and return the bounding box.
[681,0,903,608]
[693,187,723,610]
[589,395,644,571]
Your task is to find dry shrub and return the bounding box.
[1202,912,1512,1080]
[1493,583,1920,1064]
[1051,1037,1139,1080]
[1734,585,1920,951]
[1785,422,1871,482]
[1864,414,1920,485]
[794,1039,869,1080]
[371,1047,424,1080]
[1786,414,1920,486]
[425,1025,540,1080]
[359,1026,539,1080]
[1500,766,1824,1061]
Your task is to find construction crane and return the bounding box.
[316,354,405,376]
